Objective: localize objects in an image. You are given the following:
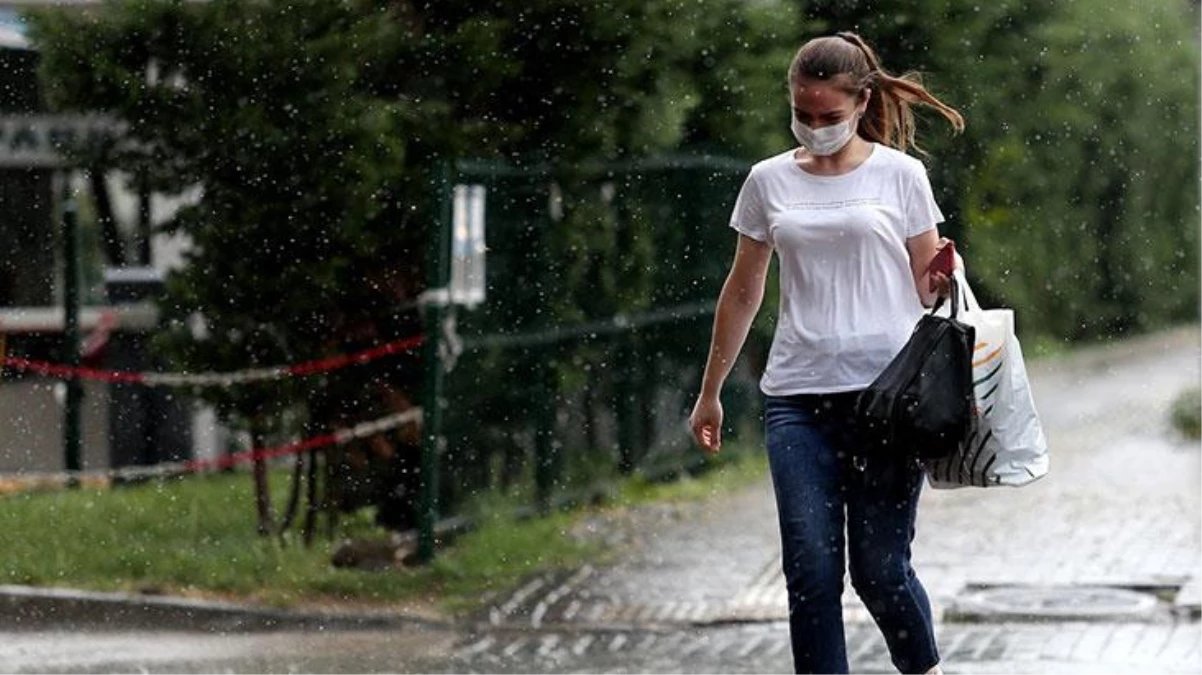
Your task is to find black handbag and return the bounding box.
[855,279,976,461]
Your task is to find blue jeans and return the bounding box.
[764,392,939,674]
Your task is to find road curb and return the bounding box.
[0,585,453,633]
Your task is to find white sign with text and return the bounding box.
[0,115,124,168]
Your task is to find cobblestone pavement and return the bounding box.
[446,621,1201,674]
[461,326,1202,673]
[7,619,1192,667]
[5,621,1196,674]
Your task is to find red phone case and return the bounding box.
[930,240,956,276]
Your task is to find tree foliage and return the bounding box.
[26,0,801,531]
[31,0,427,536]
[25,0,1199,535]
[796,0,1200,345]
[960,0,1201,342]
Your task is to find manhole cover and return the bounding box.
[951,585,1159,621]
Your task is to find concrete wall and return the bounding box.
[0,378,108,473]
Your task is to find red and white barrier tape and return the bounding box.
[0,335,425,387]
[0,407,422,490]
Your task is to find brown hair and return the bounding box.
[788,32,964,155]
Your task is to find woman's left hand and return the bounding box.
[928,237,963,297]
[929,271,950,297]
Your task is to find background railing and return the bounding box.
[428,156,770,523]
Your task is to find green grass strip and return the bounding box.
[0,445,766,615]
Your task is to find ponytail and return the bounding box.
[789,32,964,156]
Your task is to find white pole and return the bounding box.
[1192,1,1202,403]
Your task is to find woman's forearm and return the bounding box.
[699,277,765,399]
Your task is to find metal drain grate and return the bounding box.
[948,585,1161,622]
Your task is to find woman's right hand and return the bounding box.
[689,394,724,454]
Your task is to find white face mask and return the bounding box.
[791,114,858,156]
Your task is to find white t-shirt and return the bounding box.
[728,142,943,396]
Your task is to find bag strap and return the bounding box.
[952,268,982,313]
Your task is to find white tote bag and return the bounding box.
[924,269,1049,488]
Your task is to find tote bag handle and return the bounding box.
[952,268,984,313]
[930,276,962,318]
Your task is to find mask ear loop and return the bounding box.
[849,89,869,137]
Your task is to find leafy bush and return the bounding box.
[1171,387,1201,440]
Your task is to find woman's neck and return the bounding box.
[795,136,874,176]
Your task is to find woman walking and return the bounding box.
[689,32,964,674]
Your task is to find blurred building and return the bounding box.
[0,6,220,475]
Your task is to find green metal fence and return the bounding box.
[417,155,768,558]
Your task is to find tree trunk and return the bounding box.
[277,450,305,538]
[323,447,339,540]
[303,448,320,546]
[250,417,274,537]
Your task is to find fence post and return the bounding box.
[417,161,453,563]
[615,331,638,475]
[533,355,558,514]
[533,187,558,515]
[61,187,83,484]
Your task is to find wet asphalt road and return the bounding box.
[2,327,1199,674]
[0,627,457,674]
